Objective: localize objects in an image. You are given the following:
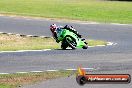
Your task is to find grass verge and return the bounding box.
[0,71,72,88]
[88,40,107,46]
[0,34,59,51]
[0,0,132,23]
[0,34,107,51]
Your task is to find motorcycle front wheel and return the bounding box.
[65,36,77,49]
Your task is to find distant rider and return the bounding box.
[50,24,82,43]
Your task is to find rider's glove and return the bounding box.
[78,34,82,38]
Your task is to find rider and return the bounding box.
[50,24,82,43]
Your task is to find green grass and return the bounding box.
[0,34,107,51]
[88,40,107,46]
[0,84,12,88]
[0,71,72,88]
[0,34,59,51]
[0,0,131,23]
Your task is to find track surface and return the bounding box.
[0,16,132,88]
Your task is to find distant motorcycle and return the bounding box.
[56,28,88,50]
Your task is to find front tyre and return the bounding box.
[65,36,77,49]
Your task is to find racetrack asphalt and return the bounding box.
[0,15,132,88]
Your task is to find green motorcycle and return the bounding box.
[56,28,88,50]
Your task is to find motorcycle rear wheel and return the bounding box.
[82,45,88,49]
[61,39,68,50]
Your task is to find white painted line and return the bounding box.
[0,68,96,75]
[0,73,9,74]
[66,69,77,71]
[7,33,14,35]
[46,70,58,72]
[42,49,51,51]
[16,72,28,74]
[0,51,23,53]
[111,23,128,26]
[88,42,117,47]
[27,35,33,37]
[65,68,95,71]
[0,49,51,53]
[96,45,106,47]
[113,43,117,45]
[88,46,95,48]
[82,68,94,70]
[0,32,7,34]
[107,42,113,46]
[30,71,43,73]
[80,22,100,25]
[40,36,46,38]
[107,42,117,46]
[0,32,4,34]
[18,50,46,52]
[16,34,21,36]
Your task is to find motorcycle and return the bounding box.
[56,28,88,50]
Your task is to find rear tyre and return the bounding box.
[61,44,67,50]
[82,45,88,49]
[61,38,68,50]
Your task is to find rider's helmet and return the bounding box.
[50,24,57,33]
